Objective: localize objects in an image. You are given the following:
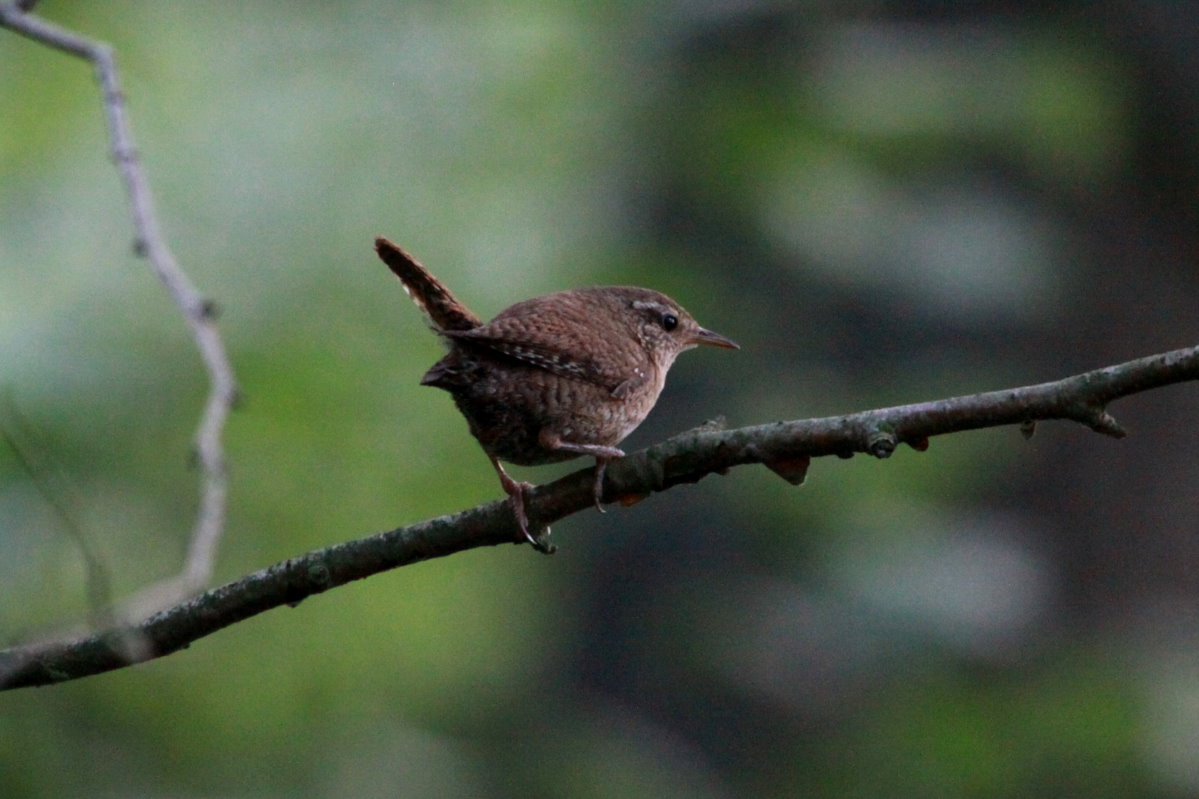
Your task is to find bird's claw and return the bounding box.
[592,458,609,514]
[505,479,555,554]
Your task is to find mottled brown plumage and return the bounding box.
[375,236,738,549]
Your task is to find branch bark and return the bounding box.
[1,345,1196,690]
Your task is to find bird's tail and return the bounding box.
[374,236,481,332]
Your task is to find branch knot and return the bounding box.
[866,426,898,458]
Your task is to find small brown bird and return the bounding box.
[375,236,738,548]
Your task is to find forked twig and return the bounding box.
[0,5,238,611]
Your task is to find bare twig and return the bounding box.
[1,344,1196,690]
[0,402,114,627]
[0,6,238,609]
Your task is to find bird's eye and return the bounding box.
[661,313,679,332]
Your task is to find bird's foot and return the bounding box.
[491,456,555,554]
[592,458,610,513]
[536,431,626,516]
[506,480,555,554]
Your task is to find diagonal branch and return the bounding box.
[1,345,1196,690]
[1,5,239,608]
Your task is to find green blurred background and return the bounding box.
[3,1,1199,796]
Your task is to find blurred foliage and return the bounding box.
[3,1,1199,797]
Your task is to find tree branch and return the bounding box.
[1,345,1196,690]
[1,5,239,608]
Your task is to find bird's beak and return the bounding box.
[691,327,740,350]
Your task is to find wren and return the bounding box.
[375,236,738,549]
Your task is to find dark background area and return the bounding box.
[2,1,1198,796]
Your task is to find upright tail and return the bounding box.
[375,236,481,331]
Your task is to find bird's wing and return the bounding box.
[445,295,645,394]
